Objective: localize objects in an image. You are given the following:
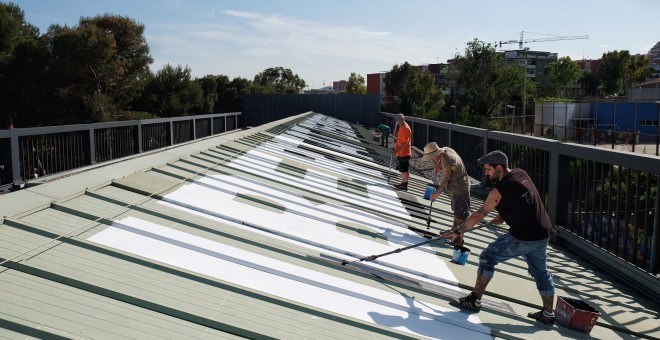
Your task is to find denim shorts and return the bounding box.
[478,233,555,297]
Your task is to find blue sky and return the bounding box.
[12,0,660,89]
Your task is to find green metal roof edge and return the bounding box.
[2,212,422,339]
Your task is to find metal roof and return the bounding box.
[1,112,657,339]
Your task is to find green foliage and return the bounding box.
[383,62,444,117]
[543,56,579,97]
[253,67,306,93]
[212,75,251,112]
[133,64,203,117]
[597,50,650,96]
[196,76,219,114]
[578,72,599,97]
[0,2,40,62]
[0,2,47,126]
[450,39,533,126]
[0,1,653,128]
[345,72,366,94]
[9,13,155,125]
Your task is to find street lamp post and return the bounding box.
[451,105,457,124]
[507,104,515,132]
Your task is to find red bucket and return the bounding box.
[555,296,600,334]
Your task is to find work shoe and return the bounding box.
[395,182,408,191]
[450,292,481,312]
[527,309,555,325]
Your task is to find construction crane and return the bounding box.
[499,31,589,49]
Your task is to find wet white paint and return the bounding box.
[89,114,490,339]
[90,216,490,339]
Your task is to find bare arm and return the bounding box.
[430,166,451,201]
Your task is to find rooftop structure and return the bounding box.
[0,112,657,339]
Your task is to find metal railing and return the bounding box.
[387,112,660,279]
[491,100,660,156]
[0,112,243,191]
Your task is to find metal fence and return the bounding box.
[0,100,656,294]
[243,94,381,128]
[394,112,660,280]
[491,100,660,156]
[0,112,242,192]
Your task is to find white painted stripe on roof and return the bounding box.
[158,175,436,275]
[89,216,490,339]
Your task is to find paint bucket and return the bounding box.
[555,296,600,334]
[451,246,470,265]
[423,184,438,200]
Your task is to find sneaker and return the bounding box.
[527,309,555,325]
[450,292,481,312]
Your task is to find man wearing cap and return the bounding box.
[440,150,556,325]
[392,113,411,190]
[421,142,470,247]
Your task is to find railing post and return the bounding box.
[448,124,452,148]
[192,117,197,140]
[650,177,660,273]
[137,121,143,153]
[89,127,96,165]
[169,121,174,146]
[10,129,20,183]
[548,142,568,227]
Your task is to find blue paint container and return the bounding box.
[451,246,470,265]
[424,184,437,200]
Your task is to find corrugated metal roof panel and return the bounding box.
[1,113,657,339]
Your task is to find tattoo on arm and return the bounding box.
[477,208,488,216]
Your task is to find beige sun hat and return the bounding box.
[422,142,444,161]
[395,113,405,121]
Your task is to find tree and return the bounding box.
[79,15,153,109]
[345,72,366,94]
[0,2,47,126]
[210,75,252,113]
[624,54,651,90]
[134,64,203,117]
[0,2,40,62]
[383,62,444,119]
[578,72,599,97]
[543,56,580,97]
[450,39,531,127]
[253,67,306,93]
[41,14,153,124]
[598,50,630,95]
[195,75,219,114]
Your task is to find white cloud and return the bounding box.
[146,9,446,85]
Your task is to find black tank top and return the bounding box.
[494,169,553,241]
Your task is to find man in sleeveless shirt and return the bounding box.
[421,142,470,247]
[440,150,556,325]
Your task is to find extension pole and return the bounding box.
[387,149,393,184]
[426,199,434,230]
[341,222,491,266]
[342,235,445,266]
